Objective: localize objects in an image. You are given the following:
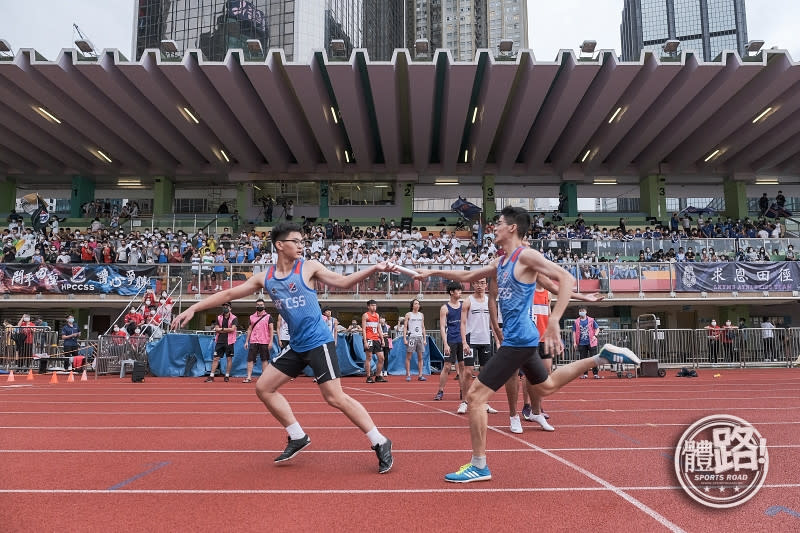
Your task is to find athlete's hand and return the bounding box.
[172,309,195,330]
[463,343,472,355]
[244,341,249,349]
[412,269,433,279]
[584,292,605,302]
[443,343,451,356]
[542,323,564,356]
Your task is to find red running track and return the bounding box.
[1,369,799,532]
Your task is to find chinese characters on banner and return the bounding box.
[0,264,157,295]
[675,262,800,292]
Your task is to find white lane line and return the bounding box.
[346,386,686,533]
[2,446,799,454]
[2,484,796,495]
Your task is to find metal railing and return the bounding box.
[95,334,148,377]
[1,326,60,371]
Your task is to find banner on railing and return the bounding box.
[675,262,800,292]
[0,264,157,295]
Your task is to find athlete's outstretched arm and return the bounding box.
[309,260,398,289]
[172,274,264,329]
[536,275,605,302]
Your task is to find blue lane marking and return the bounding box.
[660,452,675,460]
[765,506,800,519]
[606,427,641,445]
[108,461,170,491]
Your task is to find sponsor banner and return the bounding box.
[675,261,800,292]
[0,264,156,295]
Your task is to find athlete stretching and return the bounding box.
[173,221,395,474]
[415,206,639,483]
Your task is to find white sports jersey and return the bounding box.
[465,294,491,344]
[406,312,425,337]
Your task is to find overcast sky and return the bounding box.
[0,0,797,61]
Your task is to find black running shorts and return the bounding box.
[366,339,383,354]
[478,345,549,392]
[214,344,234,359]
[446,342,464,363]
[271,341,341,384]
[247,343,271,362]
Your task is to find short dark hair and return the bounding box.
[500,206,530,238]
[271,221,302,244]
[446,281,463,293]
[256,297,265,303]
[367,299,377,306]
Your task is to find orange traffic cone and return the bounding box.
[67,371,75,383]
[6,371,14,382]
[49,372,59,384]
[80,369,88,382]
[27,369,34,381]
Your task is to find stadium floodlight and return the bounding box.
[579,40,597,56]
[246,39,264,56]
[498,39,514,53]
[160,39,180,58]
[74,39,95,54]
[414,38,430,58]
[662,39,680,54]
[330,39,346,58]
[746,40,765,54]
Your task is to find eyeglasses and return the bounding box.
[278,239,304,246]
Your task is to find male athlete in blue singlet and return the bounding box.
[173,222,398,474]
[414,206,640,483]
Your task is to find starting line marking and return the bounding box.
[1,484,798,495]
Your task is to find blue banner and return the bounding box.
[0,264,157,295]
[675,262,800,292]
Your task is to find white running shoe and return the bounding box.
[598,344,641,366]
[530,412,555,432]
[456,401,468,414]
[486,405,499,414]
[509,415,523,434]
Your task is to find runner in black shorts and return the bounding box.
[272,341,341,384]
[414,206,640,483]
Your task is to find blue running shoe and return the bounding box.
[598,344,641,366]
[445,463,492,483]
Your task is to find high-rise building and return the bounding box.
[621,0,748,62]
[135,0,400,62]
[405,1,527,62]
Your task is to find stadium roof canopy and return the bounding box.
[0,47,799,185]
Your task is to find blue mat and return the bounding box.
[148,332,372,378]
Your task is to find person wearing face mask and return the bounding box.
[61,315,81,372]
[206,302,238,382]
[243,298,273,383]
[721,319,738,362]
[705,319,722,364]
[573,306,601,379]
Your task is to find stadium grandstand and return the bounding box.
[1,44,800,374]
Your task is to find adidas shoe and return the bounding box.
[366,376,375,383]
[274,434,311,463]
[529,412,555,432]
[598,344,641,366]
[375,375,388,383]
[509,415,523,434]
[456,401,468,414]
[486,404,498,414]
[445,463,492,483]
[372,439,393,474]
[434,390,444,401]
